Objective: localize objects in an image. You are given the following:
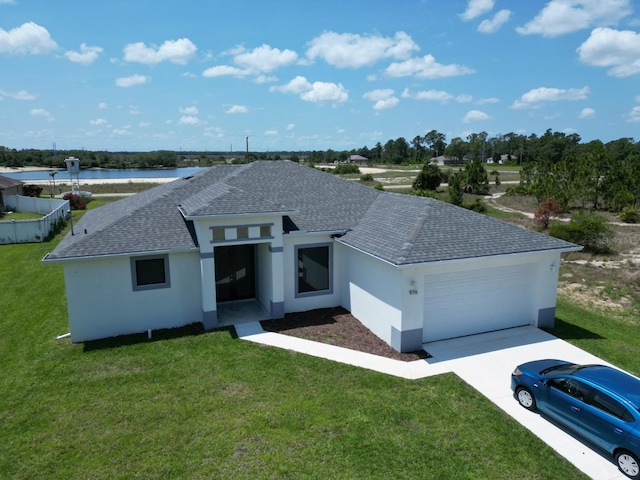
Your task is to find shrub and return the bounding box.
[534,198,562,230]
[373,183,384,191]
[505,185,529,196]
[465,198,487,213]
[549,210,614,253]
[619,206,640,224]
[360,173,374,182]
[332,164,360,175]
[63,193,87,210]
[408,189,438,198]
[22,184,43,198]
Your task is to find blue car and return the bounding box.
[511,359,640,479]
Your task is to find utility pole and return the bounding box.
[245,135,249,162]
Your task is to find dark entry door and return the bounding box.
[215,245,255,303]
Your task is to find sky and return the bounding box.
[1,0,639,153]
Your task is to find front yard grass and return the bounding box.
[0,231,588,479]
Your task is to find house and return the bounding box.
[348,154,368,164]
[0,174,23,196]
[0,174,23,213]
[43,161,580,351]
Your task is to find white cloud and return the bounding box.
[98,102,108,109]
[202,44,297,79]
[577,27,640,77]
[455,94,473,103]
[0,89,36,100]
[139,122,151,127]
[579,107,596,118]
[460,0,495,21]
[626,106,640,122]
[271,75,311,94]
[115,74,150,87]
[202,65,246,78]
[265,129,278,136]
[226,105,248,114]
[512,86,590,109]
[363,89,399,110]
[89,118,107,125]
[385,54,474,79]
[65,43,103,65]
[478,9,511,33]
[463,110,490,122]
[301,82,348,104]
[272,76,348,105]
[306,31,419,68]
[124,38,196,64]
[402,88,472,104]
[0,22,58,55]
[286,123,295,131]
[30,108,54,121]
[178,115,201,125]
[517,0,632,37]
[403,88,453,102]
[476,97,500,105]
[233,44,298,73]
[180,106,199,115]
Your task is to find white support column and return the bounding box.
[200,252,217,329]
[269,246,285,318]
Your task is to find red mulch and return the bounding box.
[261,307,428,362]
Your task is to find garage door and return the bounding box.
[423,264,535,343]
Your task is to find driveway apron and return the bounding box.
[423,326,626,480]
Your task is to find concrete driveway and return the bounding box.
[238,322,628,479]
[423,327,627,480]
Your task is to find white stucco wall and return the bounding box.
[63,251,202,342]
[339,245,403,345]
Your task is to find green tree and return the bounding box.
[412,162,441,190]
[463,158,489,195]
[444,137,468,164]
[423,129,447,158]
[448,171,464,206]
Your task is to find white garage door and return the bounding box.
[423,264,535,343]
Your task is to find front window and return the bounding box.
[296,244,332,296]
[131,255,170,291]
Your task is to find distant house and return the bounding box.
[348,154,368,164]
[44,161,580,351]
[0,174,23,197]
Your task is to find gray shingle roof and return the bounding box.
[46,160,579,264]
[0,174,23,190]
[337,193,579,265]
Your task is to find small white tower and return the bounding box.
[64,156,81,195]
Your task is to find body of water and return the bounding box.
[1,167,208,181]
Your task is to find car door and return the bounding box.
[542,378,592,431]
[577,390,636,452]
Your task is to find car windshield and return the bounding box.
[539,363,598,376]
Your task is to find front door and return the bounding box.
[215,245,255,303]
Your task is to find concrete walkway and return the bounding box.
[236,322,626,480]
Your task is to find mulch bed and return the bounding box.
[261,307,429,362]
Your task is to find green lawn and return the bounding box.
[0,226,612,479]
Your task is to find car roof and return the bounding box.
[573,365,640,410]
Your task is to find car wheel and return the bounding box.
[516,387,537,411]
[616,450,640,479]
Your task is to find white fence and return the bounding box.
[0,195,70,244]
